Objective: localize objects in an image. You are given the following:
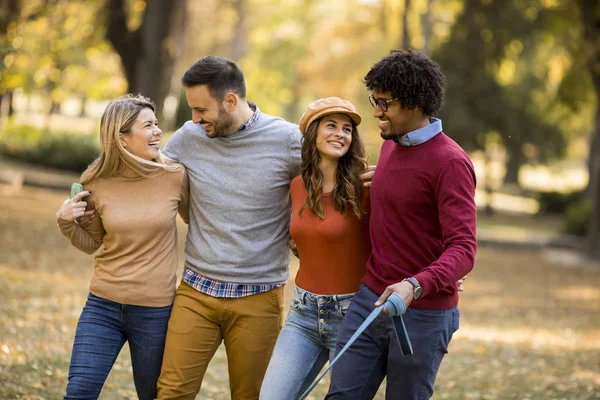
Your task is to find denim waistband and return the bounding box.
[294,285,356,305]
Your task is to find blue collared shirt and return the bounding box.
[393,117,442,146]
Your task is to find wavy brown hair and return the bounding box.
[299,118,367,220]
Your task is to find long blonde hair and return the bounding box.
[81,94,181,185]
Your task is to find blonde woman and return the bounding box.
[56,94,189,400]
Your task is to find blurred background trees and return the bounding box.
[1,0,599,259]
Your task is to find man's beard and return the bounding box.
[201,105,236,138]
[380,128,399,141]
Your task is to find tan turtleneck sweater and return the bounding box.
[58,167,189,307]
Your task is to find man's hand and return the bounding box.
[375,280,413,313]
[359,165,376,188]
[289,238,299,259]
[375,275,468,313]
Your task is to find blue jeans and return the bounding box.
[260,285,355,400]
[64,293,172,400]
[326,284,459,400]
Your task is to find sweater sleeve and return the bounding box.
[414,157,477,297]
[163,123,188,163]
[57,213,105,255]
[287,126,302,179]
[178,169,190,224]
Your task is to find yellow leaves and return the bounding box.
[11,36,23,50]
[507,39,524,55]
[3,54,15,69]
[541,0,560,7]
[497,59,516,86]
[548,54,571,85]
[480,28,493,43]
[127,0,148,31]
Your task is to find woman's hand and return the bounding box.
[56,191,94,222]
[457,276,467,292]
[289,238,299,259]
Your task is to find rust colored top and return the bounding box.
[290,175,371,295]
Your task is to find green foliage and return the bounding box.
[1,0,126,100]
[564,198,592,237]
[537,190,585,214]
[0,123,99,172]
[433,0,572,171]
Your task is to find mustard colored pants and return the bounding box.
[157,281,284,400]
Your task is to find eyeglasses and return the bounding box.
[368,95,397,112]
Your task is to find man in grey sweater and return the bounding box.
[156,56,302,400]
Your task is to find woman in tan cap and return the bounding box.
[260,97,371,399]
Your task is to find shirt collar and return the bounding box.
[393,117,442,146]
[237,102,259,132]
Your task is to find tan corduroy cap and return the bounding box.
[298,97,362,135]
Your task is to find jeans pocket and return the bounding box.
[290,294,304,312]
[453,308,460,333]
[268,287,284,311]
[409,308,445,323]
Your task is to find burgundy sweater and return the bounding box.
[363,132,477,310]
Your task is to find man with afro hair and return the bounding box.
[326,49,477,399]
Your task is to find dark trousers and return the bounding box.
[326,284,459,400]
[64,293,172,400]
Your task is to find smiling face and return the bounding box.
[120,107,161,161]
[371,90,423,140]
[185,84,236,138]
[315,113,353,162]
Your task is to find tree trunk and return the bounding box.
[106,0,187,121]
[588,116,600,258]
[484,149,494,215]
[49,101,60,115]
[231,0,248,62]
[503,147,523,187]
[0,90,13,117]
[162,1,188,132]
[580,0,600,258]
[380,0,388,36]
[420,0,433,54]
[284,84,301,124]
[79,95,87,118]
[401,0,412,49]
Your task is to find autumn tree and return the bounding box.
[434,0,566,188]
[105,0,187,121]
[579,0,600,258]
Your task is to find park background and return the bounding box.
[0,0,599,399]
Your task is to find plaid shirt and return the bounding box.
[240,102,259,130]
[182,268,283,298]
[182,101,282,298]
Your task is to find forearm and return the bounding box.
[57,217,103,255]
[413,240,477,297]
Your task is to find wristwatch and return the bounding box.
[403,277,423,299]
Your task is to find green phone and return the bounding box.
[70,183,84,199]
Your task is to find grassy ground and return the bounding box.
[1,184,599,399]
